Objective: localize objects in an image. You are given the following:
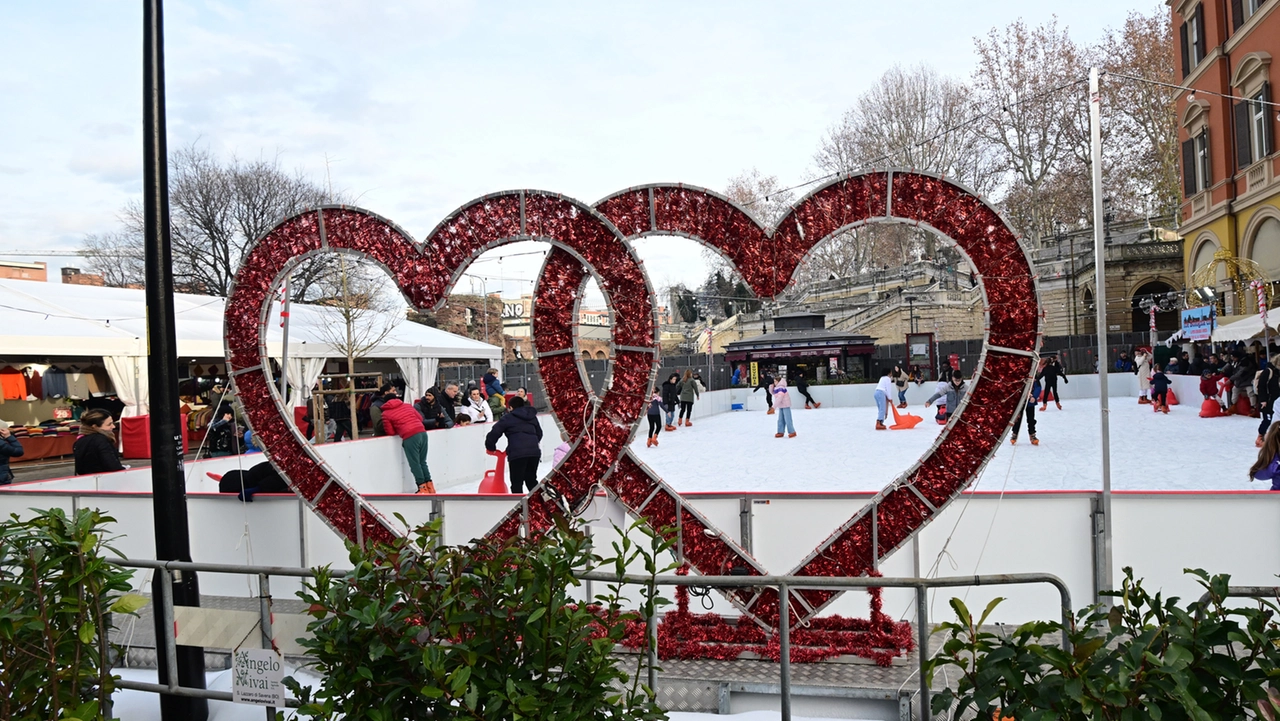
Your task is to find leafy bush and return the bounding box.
[0,508,146,721]
[927,567,1280,720]
[285,515,673,721]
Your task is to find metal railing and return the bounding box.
[112,558,317,719]
[105,556,1070,721]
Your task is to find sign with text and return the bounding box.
[232,647,285,706]
[749,362,758,388]
[1181,306,1214,341]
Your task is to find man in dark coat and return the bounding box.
[217,461,289,501]
[484,397,544,494]
[752,369,776,415]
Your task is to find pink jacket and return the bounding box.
[769,379,792,409]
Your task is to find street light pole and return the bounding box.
[144,1,208,717]
[1089,67,1115,604]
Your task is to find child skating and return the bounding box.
[646,391,664,447]
[769,376,796,438]
[1150,367,1172,413]
[1010,378,1041,445]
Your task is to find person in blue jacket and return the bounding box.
[0,420,24,485]
[484,396,544,494]
[1009,378,1041,445]
[1250,422,1280,490]
[481,368,503,398]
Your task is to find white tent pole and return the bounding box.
[1090,67,1114,602]
[279,278,291,401]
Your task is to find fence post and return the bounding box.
[917,584,930,720]
[779,583,791,721]
[258,573,275,721]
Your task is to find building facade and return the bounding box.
[1173,0,1280,311]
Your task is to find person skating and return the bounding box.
[1249,421,1280,490]
[1150,366,1172,413]
[661,372,681,430]
[1256,356,1280,446]
[795,371,820,408]
[1037,356,1067,410]
[1230,351,1258,415]
[1010,378,1041,445]
[769,376,796,438]
[645,391,664,447]
[925,369,968,423]
[485,396,544,494]
[677,369,700,426]
[380,395,434,493]
[873,368,893,430]
[891,364,911,408]
[753,368,776,415]
[1134,348,1153,404]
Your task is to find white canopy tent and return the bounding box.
[1209,313,1280,342]
[0,279,502,414]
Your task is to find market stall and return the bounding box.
[0,278,502,461]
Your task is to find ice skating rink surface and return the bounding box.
[629,398,1264,492]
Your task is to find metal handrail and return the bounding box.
[109,557,1071,721]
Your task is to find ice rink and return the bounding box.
[627,397,1267,493]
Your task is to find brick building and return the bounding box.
[0,260,47,282]
[1173,0,1280,310]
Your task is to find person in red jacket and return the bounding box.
[380,397,434,494]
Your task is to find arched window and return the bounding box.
[1248,217,1280,282]
[595,351,607,360]
[581,350,591,360]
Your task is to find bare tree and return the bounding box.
[1095,9,1181,222]
[971,18,1084,243]
[801,64,1001,279]
[80,230,145,287]
[815,64,999,193]
[80,143,346,300]
[309,255,401,441]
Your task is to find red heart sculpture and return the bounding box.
[223,172,1039,630]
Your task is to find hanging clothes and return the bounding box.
[84,365,111,396]
[0,367,24,400]
[42,366,68,399]
[23,367,42,401]
[64,367,91,400]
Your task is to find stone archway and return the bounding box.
[1131,280,1179,332]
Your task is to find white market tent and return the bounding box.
[1209,312,1280,342]
[0,279,502,415]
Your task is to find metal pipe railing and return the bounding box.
[110,557,1070,721]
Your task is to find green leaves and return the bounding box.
[283,516,670,721]
[108,593,148,615]
[1,508,135,720]
[928,566,1280,719]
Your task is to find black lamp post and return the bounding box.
[144,2,207,717]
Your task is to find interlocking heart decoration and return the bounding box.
[224,170,1040,634]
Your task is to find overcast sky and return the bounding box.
[1,1,1156,304]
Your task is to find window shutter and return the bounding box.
[1183,138,1197,195]
[1201,129,1212,187]
[1235,100,1253,168]
[1233,0,1244,30]
[1180,22,1191,76]
[1265,82,1275,157]
[1195,5,1207,64]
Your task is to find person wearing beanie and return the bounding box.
[646,391,664,447]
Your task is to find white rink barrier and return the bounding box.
[1,484,1274,624]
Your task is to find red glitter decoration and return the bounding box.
[225,171,1036,665]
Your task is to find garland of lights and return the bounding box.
[222,171,1040,663]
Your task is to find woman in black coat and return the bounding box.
[74,409,125,475]
[484,397,544,494]
[0,420,23,485]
